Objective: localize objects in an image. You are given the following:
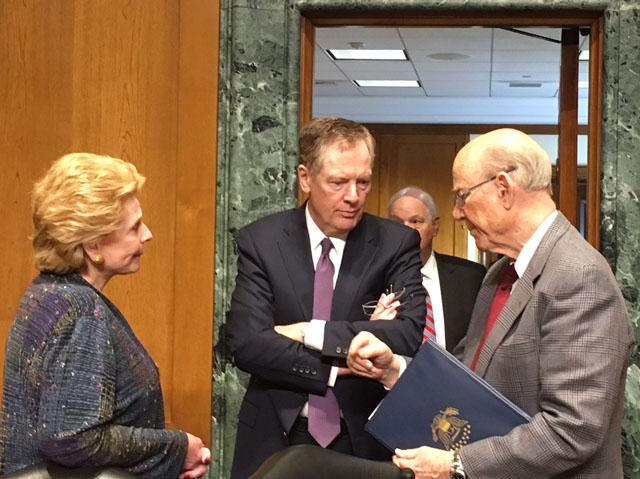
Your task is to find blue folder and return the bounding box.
[365,339,530,451]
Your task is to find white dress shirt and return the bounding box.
[422,251,447,349]
[513,210,558,282]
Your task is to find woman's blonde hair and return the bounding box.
[32,153,146,273]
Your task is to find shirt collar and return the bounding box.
[514,210,558,277]
[305,204,347,254]
[422,250,437,278]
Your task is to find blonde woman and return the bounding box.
[0,154,210,479]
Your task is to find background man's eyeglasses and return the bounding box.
[453,166,517,207]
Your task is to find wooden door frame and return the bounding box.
[299,11,604,248]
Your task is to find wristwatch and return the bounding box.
[450,450,466,479]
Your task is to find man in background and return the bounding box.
[388,187,485,352]
[348,128,633,479]
[226,117,426,479]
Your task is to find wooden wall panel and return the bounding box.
[0,1,75,353]
[0,0,218,445]
[365,128,468,258]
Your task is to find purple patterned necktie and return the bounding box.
[308,237,341,447]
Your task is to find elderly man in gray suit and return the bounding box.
[348,128,634,479]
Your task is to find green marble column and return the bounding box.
[601,3,640,477]
[213,1,640,478]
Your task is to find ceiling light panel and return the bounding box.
[354,80,420,88]
[327,49,408,60]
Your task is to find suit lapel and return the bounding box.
[434,252,451,315]
[461,257,504,366]
[435,252,455,344]
[472,259,533,376]
[472,213,572,377]
[278,206,314,320]
[332,215,377,322]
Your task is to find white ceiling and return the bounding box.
[313,26,590,124]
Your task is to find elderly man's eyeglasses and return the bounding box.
[453,166,517,207]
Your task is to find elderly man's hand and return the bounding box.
[347,331,402,389]
[393,446,454,479]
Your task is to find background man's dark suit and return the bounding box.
[434,252,485,353]
[226,206,425,479]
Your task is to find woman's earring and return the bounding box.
[94,255,104,265]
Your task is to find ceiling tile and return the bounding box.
[417,71,490,82]
[492,62,560,74]
[492,50,560,63]
[408,49,491,63]
[491,81,559,97]
[413,61,491,73]
[337,60,416,74]
[313,81,361,97]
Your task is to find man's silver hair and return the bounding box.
[476,131,553,195]
[387,186,438,219]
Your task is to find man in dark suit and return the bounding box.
[387,187,485,352]
[348,128,633,478]
[226,117,426,479]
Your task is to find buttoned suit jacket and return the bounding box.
[454,212,633,478]
[434,252,485,352]
[226,206,426,479]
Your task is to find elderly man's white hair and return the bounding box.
[387,186,438,219]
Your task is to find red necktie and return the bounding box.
[308,238,340,447]
[422,290,436,345]
[470,263,518,371]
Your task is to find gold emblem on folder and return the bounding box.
[431,407,471,450]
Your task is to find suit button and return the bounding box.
[304,367,310,374]
[336,347,342,354]
[292,365,298,372]
[311,368,317,375]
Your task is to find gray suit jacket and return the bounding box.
[455,212,634,478]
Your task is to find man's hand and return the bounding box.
[393,446,454,479]
[274,321,309,343]
[370,292,401,321]
[347,331,402,389]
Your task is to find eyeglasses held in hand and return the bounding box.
[362,285,407,317]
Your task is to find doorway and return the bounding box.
[299,14,603,259]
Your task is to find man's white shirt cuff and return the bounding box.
[304,319,326,351]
